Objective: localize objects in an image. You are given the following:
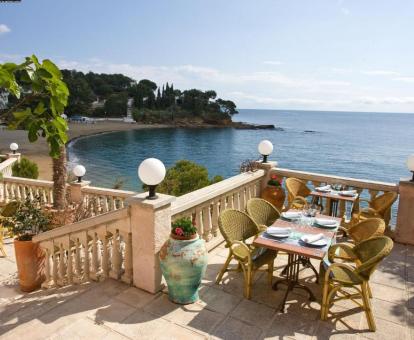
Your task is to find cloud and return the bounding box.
[393,76,414,83]
[263,60,283,66]
[0,24,11,34]
[361,70,400,76]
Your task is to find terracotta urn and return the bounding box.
[261,185,286,211]
[159,233,208,304]
[14,239,45,292]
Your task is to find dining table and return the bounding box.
[310,188,359,217]
[253,211,341,313]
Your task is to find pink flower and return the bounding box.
[175,227,184,236]
[271,174,277,180]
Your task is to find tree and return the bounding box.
[216,99,238,116]
[104,92,128,116]
[155,160,223,196]
[62,70,95,116]
[0,55,69,209]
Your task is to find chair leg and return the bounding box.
[320,278,330,320]
[268,261,274,285]
[0,245,6,257]
[367,282,373,298]
[216,253,232,284]
[245,266,253,299]
[362,282,376,331]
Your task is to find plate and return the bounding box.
[314,219,339,229]
[281,212,302,220]
[338,191,357,197]
[263,232,290,239]
[300,235,328,247]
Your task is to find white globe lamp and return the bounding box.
[406,155,414,182]
[258,140,273,163]
[73,165,86,183]
[10,143,19,154]
[138,158,166,199]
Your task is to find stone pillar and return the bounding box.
[69,180,90,203]
[128,192,175,293]
[395,180,414,245]
[6,152,21,162]
[256,161,278,192]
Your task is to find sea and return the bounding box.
[67,109,414,193]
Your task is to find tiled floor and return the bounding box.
[1,237,413,339]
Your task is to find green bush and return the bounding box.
[12,157,39,179]
[152,160,223,196]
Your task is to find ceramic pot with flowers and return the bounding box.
[159,217,208,304]
[261,174,286,211]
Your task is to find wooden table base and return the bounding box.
[273,254,316,313]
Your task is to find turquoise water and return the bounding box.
[68,109,414,191]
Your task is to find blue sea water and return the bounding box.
[67,109,414,192]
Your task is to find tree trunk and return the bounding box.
[52,146,67,210]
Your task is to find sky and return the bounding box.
[1,0,414,113]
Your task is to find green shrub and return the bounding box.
[12,157,39,179]
[151,160,223,196]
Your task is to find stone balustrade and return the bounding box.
[171,169,265,249]
[272,167,399,224]
[32,207,133,288]
[80,185,136,215]
[0,157,18,177]
[1,176,54,205]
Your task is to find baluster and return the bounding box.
[4,183,9,203]
[219,196,226,213]
[194,208,203,236]
[246,185,252,201]
[369,190,378,201]
[239,187,246,211]
[122,232,133,284]
[120,198,125,208]
[67,247,73,284]
[202,205,212,241]
[58,242,66,285]
[49,189,53,204]
[110,197,116,211]
[91,232,99,280]
[104,197,109,212]
[41,245,52,288]
[101,233,109,278]
[233,191,240,210]
[42,189,47,203]
[21,186,27,200]
[74,238,82,281]
[110,229,122,279]
[52,243,59,286]
[211,201,219,237]
[16,185,22,200]
[29,187,34,201]
[227,194,234,209]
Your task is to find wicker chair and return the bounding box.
[216,209,277,299]
[0,201,20,257]
[341,218,386,244]
[352,192,397,226]
[321,236,394,331]
[246,198,280,231]
[285,177,311,209]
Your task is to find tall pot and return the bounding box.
[14,239,45,292]
[159,234,208,304]
[261,185,286,211]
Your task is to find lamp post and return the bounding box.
[407,155,414,182]
[10,143,18,154]
[258,140,273,163]
[138,158,166,200]
[73,165,86,183]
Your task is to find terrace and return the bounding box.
[1,150,414,339]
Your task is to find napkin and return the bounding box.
[266,226,291,235]
[315,185,331,192]
[282,211,302,219]
[315,218,337,226]
[338,190,357,196]
[302,233,324,244]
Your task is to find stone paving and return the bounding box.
[1,237,413,339]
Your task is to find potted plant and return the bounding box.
[261,174,286,211]
[159,217,208,304]
[3,196,51,292]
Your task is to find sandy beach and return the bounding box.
[0,121,172,180]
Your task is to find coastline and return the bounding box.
[1,120,275,181]
[0,122,175,180]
